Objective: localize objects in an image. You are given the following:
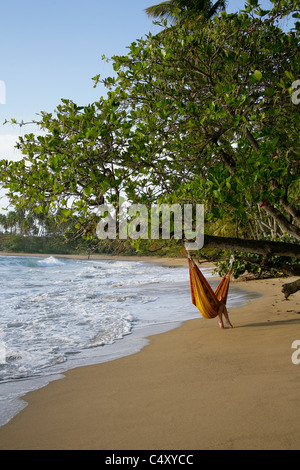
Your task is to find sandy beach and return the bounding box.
[0,253,300,450]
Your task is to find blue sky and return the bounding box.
[0,0,277,176]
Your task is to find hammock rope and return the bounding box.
[188,254,231,319]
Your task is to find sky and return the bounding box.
[0,0,279,210]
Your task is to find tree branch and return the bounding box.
[203,234,300,258]
[261,204,300,241]
[279,197,300,226]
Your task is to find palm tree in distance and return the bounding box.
[145,0,227,24]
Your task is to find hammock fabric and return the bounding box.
[188,257,231,319]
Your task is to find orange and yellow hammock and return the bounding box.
[188,256,231,319]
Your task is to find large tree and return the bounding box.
[103,1,300,241]
[1,0,299,290]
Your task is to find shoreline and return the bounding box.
[0,250,195,268]
[0,254,300,449]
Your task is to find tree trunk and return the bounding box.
[281,278,300,299]
[203,234,300,258]
[201,235,300,297]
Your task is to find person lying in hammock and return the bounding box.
[218,299,233,329]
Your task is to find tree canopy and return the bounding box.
[145,0,227,23]
[1,0,299,280]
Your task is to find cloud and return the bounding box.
[0,133,23,161]
[0,80,6,105]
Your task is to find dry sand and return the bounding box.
[0,253,300,450]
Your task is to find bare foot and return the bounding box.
[219,321,225,329]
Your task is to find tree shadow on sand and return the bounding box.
[238,316,300,328]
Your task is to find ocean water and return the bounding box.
[0,254,260,426]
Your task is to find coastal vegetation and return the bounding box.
[0,0,299,292]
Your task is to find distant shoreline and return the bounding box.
[0,250,196,268]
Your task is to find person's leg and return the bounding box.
[223,304,233,328]
[218,303,225,329]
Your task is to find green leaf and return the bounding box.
[61,209,71,217]
[233,115,241,127]
[252,70,262,81]
[284,70,294,80]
